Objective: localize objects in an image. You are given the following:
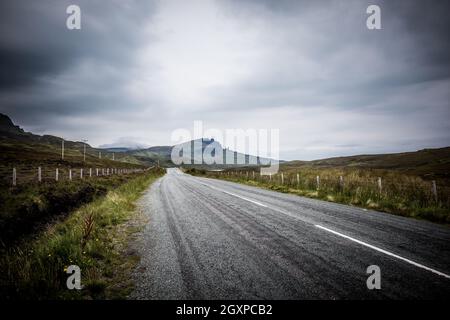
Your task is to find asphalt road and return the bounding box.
[131,168,450,299]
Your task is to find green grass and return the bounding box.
[0,167,165,300]
[0,174,145,245]
[186,167,450,225]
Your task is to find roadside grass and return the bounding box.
[185,167,450,225]
[0,175,142,245]
[0,167,165,300]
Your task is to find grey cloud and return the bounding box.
[0,0,449,159]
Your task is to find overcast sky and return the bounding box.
[0,0,449,160]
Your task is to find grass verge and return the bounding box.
[0,167,165,299]
[0,175,142,245]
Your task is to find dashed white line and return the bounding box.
[315,224,450,279]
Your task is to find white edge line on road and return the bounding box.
[198,179,450,280]
[315,224,450,280]
[202,183,268,208]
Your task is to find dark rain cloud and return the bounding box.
[0,0,159,124]
[0,0,448,159]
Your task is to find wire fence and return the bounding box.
[0,166,150,187]
[212,170,449,208]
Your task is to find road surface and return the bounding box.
[131,168,450,299]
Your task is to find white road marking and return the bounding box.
[198,178,450,280]
[315,224,450,279]
[201,182,311,223]
[202,183,268,208]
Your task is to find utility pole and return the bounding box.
[61,139,65,160]
[82,139,88,162]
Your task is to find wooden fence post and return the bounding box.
[296,173,300,186]
[96,168,99,176]
[281,173,284,184]
[316,175,320,190]
[12,168,16,186]
[56,168,59,181]
[80,168,83,179]
[38,166,42,183]
[339,176,344,190]
[89,168,92,178]
[69,169,72,181]
[377,177,382,193]
[432,180,438,202]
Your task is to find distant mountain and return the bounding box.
[127,138,276,168]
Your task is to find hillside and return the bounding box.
[0,113,148,169]
[128,146,173,167]
[281,147,450,181]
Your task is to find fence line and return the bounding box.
[213,170,446,206]
[4,166,147,186]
